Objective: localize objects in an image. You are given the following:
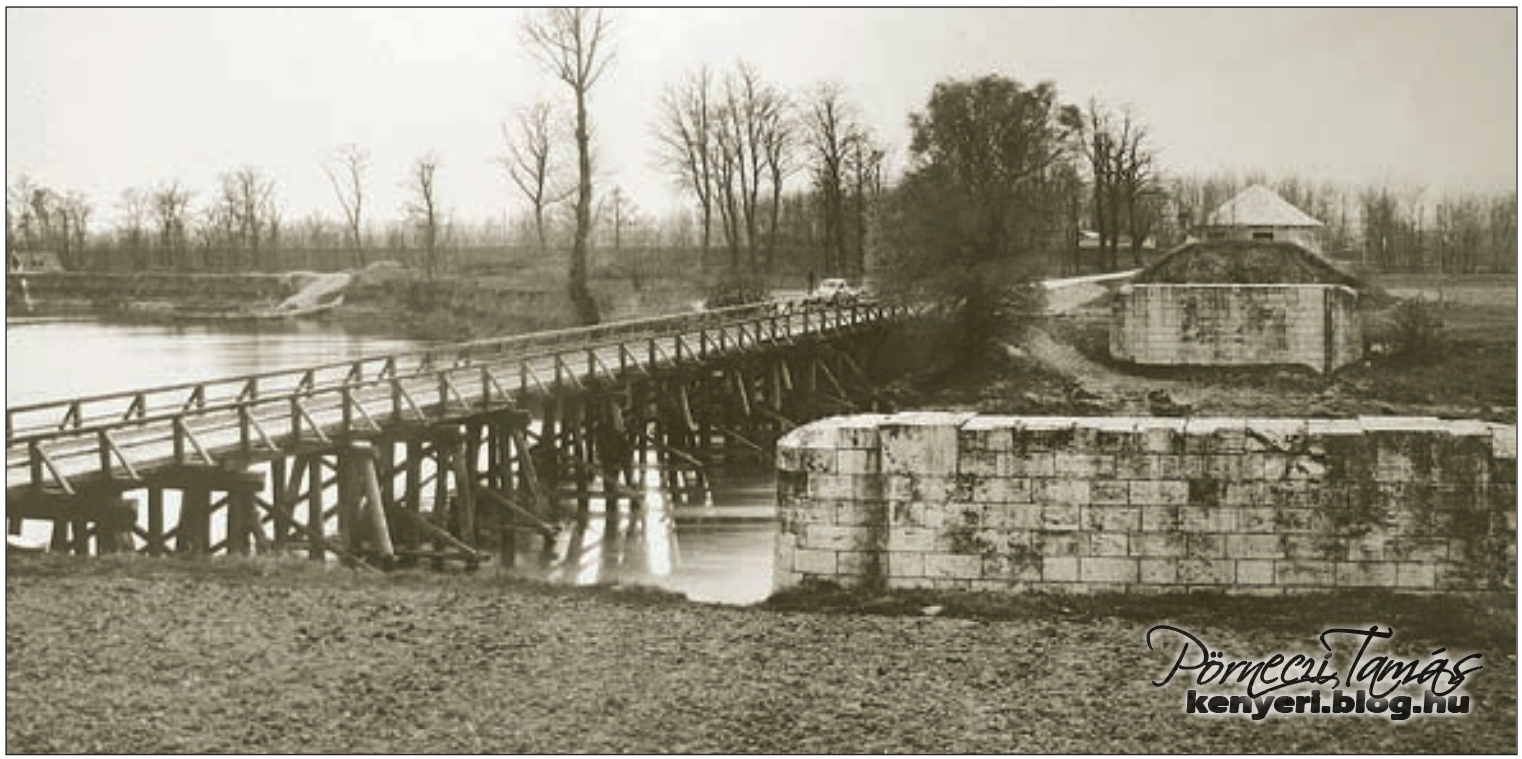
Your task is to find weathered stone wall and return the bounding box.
[775,413,1516,595]
[1110,284,1361,374]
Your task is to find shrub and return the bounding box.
[1388,298,1446,364]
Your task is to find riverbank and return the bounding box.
[6,554,1513,753]
[5,267,706,342]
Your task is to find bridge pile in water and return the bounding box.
[6,301,913,569]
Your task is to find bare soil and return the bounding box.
[6,555,1515,753]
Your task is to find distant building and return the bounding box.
[1194,185,1323,253]
[1110,239,1362,374]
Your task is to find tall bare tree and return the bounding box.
[760,91,796,271]
[522,7,614,325]
[723,62,789,277]
[58,191,92,268]
[218,166,278,270]
[151,181,191,269]
[804,83,878,278]
[118,188,152,268]
[323,144,370,267]
[1081,102,1158,270]
[501,100,571,254]
[654,66,716,265]
[405,154,441,280]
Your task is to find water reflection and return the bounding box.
[507,462,776,605]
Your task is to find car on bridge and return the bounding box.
[811,278,861,305]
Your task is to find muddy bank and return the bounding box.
[6,555,1514,753]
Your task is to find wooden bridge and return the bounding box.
[5,300,912,568]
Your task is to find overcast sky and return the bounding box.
[6,7,1517,232]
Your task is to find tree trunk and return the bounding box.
[570,83,600,325]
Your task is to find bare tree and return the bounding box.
[1080,102,1158,270]
[760,89,797,271]
[118,188,152,268]
[404,154,441,280]
[218,166,278,270]
[522,7,614,325]
[151,181,192,269]
[7,175,46,252]
[804,83,877,278]
[58,191,92,268]
[724,62,789,277]
[501,100,572,254]
[654,66,716,265]
[323,143,370,267]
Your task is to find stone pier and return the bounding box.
[774,413,1517,595]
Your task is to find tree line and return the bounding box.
[7,8,1515,330]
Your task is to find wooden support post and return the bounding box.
[568,400,591,526]
[732,367,752,419]
[698,374,714,454]
[773,360,785,413]
[359,450,396,562]
[71,513,91,555]
[270,457,288,549]
[49,519,69,553]
[464,424,482,545]
[377,440,397,516]
[147,487,165,556]
[336,450,361,554]
[450,441,477,547]
[104,497,138,554]
[486,422,501,492]
[404,439,424,554]
[632,383,650,517]
[432,438,451,552]
[179,488,211,555]
[227,484,253,556]
[307,456,325,561]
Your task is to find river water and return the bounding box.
[5,317,779,604]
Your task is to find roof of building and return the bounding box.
[1133,239,1359,287]
[1205,185,1323,228]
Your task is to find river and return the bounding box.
[5,317,779,604]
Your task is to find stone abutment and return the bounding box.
[774,413,1516,595]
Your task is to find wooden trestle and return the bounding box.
[5,301,911,569]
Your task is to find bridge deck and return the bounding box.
[7,301,908,499]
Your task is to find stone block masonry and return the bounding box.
[774,414,1516,595]
[1110,284,1361,374]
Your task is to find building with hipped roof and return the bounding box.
[1193,184,1324,252]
